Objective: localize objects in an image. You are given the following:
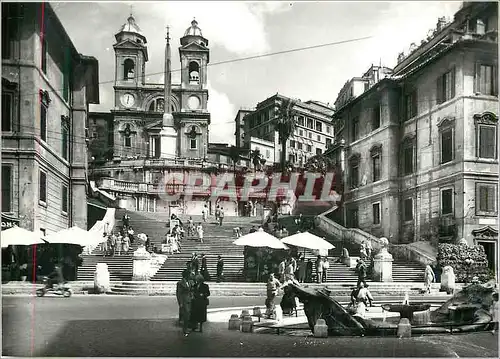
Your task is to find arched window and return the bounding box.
[124,59,135,80]
[189,62,200,84]
[148,98,175,112]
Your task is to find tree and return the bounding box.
[228,145,249,179]
[275,98,297,173]
[251,149,263,172]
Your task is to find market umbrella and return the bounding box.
[233,231,289,250]
[44,226,105,246]
[233,231,289,281]
[281,231,335,251]
[1,226,46,248]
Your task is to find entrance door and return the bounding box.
[477,241,496,273]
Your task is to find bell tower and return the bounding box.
[177,19,211,158]
[113,14,148,109]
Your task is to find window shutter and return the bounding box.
[436,76,443,105]
[451,67,456,99]
[474,63,481,94]
[487,186,495,212]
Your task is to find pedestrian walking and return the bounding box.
[191,274,210,332]
[109,235,116,257]
[315,255,322,283]
[191,253,200,274]
[424,264,435,294]
[278,259,286,283]
[298,257,306,283]
[216,255,224,283]
[305,259,313,283]
[202,205,208,223]
[322,257,330,283]
[215,205,220,222]
[265,273,281,319]
[356,259,367,287]
[366,240,373,259]
[360,241,367,260]
[122,235,130,254]
[122,211,130,229]
[115,234,122,256]
[197,223,204,243]
[200,254,211,282]
[284,259,295,282]
[101,235,108,257]
[219,208,224,226]
[316,257,324,283]
[176,270,194,336]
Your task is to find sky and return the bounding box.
[54,1,463,144]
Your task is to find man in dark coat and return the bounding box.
[216,255,224,283]
[200,254,210,282]
[176,270,194,336]
[191,253,200,274]
[356,259,367,287]
[191,274,210,332]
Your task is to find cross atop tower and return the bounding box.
[166,26,170,43]
[129,4,133,17]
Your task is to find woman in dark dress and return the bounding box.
[200,254,211,282]
[191,274,210,332]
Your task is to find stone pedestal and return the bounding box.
[314,319,328,338]
[241,315,253,333]
[132,246,152,281]
[228,314,241,330]
[94,263,110,294]
[253,307,262,318]
[440,266,456,294]
[372,247,393,282]
[397,318,411,338]
[412,309,431,325]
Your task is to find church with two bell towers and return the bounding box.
[111,15,210,160]
[89,15,234,214]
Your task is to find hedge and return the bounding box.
[437,243,491,283]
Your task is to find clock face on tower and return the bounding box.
[187,95,200,110]
[121,93,136,108]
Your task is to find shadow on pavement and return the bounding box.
[30,318,498,357]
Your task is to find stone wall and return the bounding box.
[316,213,435,266]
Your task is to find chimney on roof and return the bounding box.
[436,17,447,32]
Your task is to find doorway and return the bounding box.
[477,240,496,273]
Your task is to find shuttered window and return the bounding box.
[476,184,497,215]
[478,125,497,159]
[441,129,454,164]
[437,67,455,105]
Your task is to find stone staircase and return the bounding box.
[151,214,261,282]
[279,215,425,283]
[77,209,169,281]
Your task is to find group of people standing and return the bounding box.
[176,269,211,336]
[101,213,135,256]
[201,204,225,226]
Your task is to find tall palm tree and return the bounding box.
[229,145,249,176]
[275,98,297,173]
[251,149,263,172]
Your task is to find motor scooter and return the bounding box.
[36,276,72,297]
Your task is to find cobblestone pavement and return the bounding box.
[3,296,498,357]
